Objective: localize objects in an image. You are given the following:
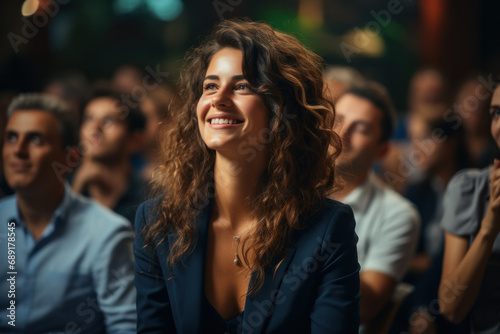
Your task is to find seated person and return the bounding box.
[0,93,136,333]
[330,82,420,331]
[134,19,360,333]
[439,79,500,334]
[72,88,147,223]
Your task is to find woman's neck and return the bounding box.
[212,151,267,235]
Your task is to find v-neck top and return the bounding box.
[202,294,244,334]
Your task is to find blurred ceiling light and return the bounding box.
[21,0,40,17]
[146,0,183,21]
[114,0,142,14]
[114,0,183,21]
[342,28,385,58]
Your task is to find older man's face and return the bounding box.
[3,110,66,193]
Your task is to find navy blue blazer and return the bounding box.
[134,198,360,333]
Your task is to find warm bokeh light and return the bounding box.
[343,28,385,58]
[298,0,323,30]
[21,0,40,17]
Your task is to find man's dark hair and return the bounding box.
[344,81,396,143]
[87,87,146,133]
[7,93,79,147]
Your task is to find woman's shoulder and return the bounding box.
[300,198,356,238]
[447,167,490,195]
[320,197,354,217]
[134,197,163,230]
[139,197,160,213]
[442,168,490,236]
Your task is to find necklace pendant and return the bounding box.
[233,236,240,265]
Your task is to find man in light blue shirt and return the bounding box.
[0,93,136,333]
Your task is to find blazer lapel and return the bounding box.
[165,201,298,334]
[167,202,211,333]
[242,246,297,334]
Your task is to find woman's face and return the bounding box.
[196,47,269,157]
[490,86,500,149]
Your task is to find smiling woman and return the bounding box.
[197,48,270,154]
[134,19,360,333]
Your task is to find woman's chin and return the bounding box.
[204,138,238,151]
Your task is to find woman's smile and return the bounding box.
[196,47,269,151]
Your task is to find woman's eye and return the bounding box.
[204,83,217,91]
[236,83,251,91]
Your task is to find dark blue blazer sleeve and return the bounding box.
[134,201,176,333]
[310,203,360,333]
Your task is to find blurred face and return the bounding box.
[334,94,386,177]
[456,80,490,134]
[490,86,500,148]
[80,97,130,162]
[408,116,450,174]
[196,47,269,155]
[410,71,445,109]
[3,110,66,192]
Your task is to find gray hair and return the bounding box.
[7,93,79,148]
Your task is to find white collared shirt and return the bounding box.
[343,173,420,281]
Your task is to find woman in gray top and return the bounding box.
[439,82,500,333]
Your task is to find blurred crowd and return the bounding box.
[0,60,499,333]
[1,64,178,220]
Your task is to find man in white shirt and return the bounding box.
[329,81,420,328]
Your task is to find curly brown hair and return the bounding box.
[147,19,342,294]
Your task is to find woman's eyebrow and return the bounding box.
[203,75,219,81]
[203,74,246,82]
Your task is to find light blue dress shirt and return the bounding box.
[0,183,136,333]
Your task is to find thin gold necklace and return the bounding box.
[233,236,241,265]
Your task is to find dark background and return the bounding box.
[1,0,499,111]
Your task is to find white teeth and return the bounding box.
[210,118,238,124]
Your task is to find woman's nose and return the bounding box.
[211,87,233,108]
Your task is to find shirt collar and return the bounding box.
[7,182,76,230]
[342,173,375,214]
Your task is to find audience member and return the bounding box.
[0,93,136,333]
[381,68,450,194]
[455,76,498,168]
[324,65,365,104]
[331,82,420,332]
[139,83,176,179]
[43,70,90,125]
[134,19,360,333]
[439,80,500,334]
[112,64,145,94]
[72,88,147,223]
[391,104,469,334]
[0,92,14,199]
